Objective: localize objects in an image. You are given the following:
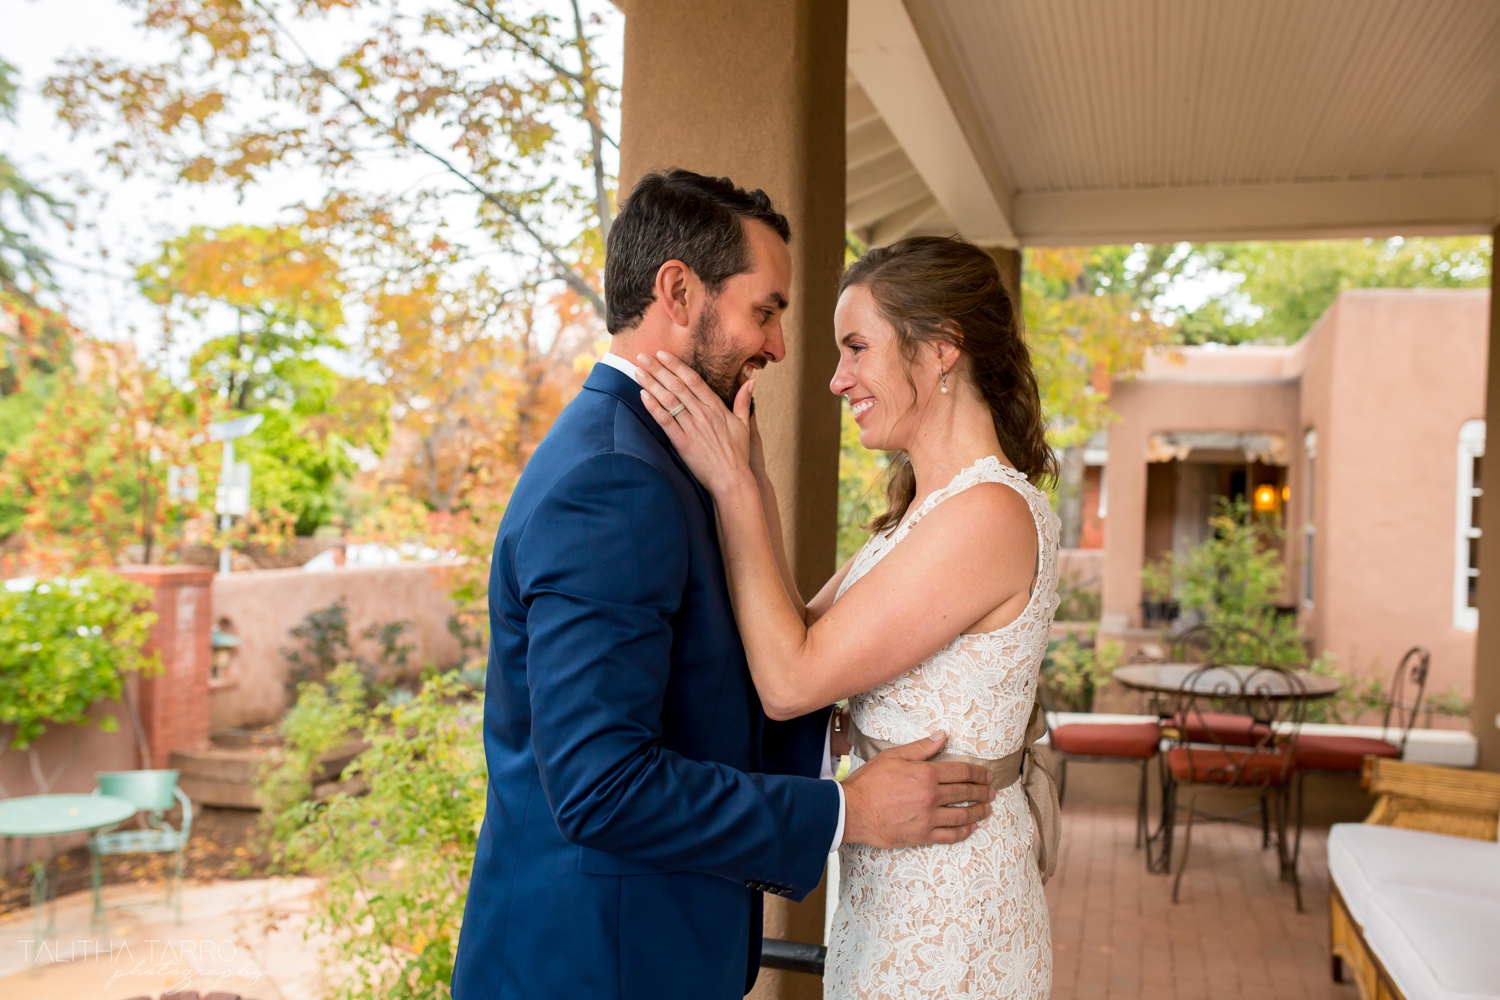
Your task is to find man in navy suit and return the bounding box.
[452,169,994,999]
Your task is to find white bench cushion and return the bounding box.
[1328,823,1500,1000]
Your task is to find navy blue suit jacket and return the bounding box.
[452,362,840,999]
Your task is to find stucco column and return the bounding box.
[1474,223,1500,772]
[986,246,1022,310]
[618,0,846,605]
[617,3,846,996]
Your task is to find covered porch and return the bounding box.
[614,1,1500,997]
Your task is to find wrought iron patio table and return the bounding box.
[1112,664,1342,873]
[0,793,138,941]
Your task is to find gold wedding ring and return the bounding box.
[668,403,686,417]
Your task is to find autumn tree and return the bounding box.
[1024,247,1169,546]
[138,222,379,535]
[2,338,213,569]
[45,0,618,316]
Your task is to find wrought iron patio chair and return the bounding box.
[89,769,192,927]
[1292,646,1430,869]
[1042,700,1161,850]
[1166,663,1307,911]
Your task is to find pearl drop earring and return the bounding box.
[940,369,948,394]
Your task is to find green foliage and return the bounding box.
[1423,686,1473,723]
[1041,630,1122,713]
[0,57,69,295]
[836,401,886,564]
[1053,571,1102,623]
[1140,556,1175,603]
[263,666,486,1000]
[281,597,416,695]
[0,573,159,748]
[261,663,370,827]
[236,401,358,535]
[1302,653,1388,725]
[1145,237,1491,345]
[1174,498,1304,666]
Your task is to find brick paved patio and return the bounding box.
[1046,802,1361,1000]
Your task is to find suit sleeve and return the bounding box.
[761,709,835,779]
[516,453,838,899]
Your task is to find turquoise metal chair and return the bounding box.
[89,769,192,926]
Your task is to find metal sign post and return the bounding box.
[208,414,264,574]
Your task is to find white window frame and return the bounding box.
[1455,419,1485,631]
[1302,429,1316,607]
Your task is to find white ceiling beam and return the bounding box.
[868,197,947,248]
[847,0,1016,247]
[1015,175,1499,246]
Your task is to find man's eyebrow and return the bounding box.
[762,292,788,310]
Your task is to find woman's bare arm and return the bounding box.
[635,353,1037,720]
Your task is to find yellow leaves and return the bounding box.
[1024,247,1169,449]
[139,223,345,330]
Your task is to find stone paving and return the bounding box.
[0,876,329,1000]
[1046,802,1362,1000]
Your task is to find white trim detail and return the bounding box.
[847,0,1016,246]
[1454,419,1485,632]
[1302,429,1316,608]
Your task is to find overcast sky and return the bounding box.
[1,0,623,368]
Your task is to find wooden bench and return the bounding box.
[1329,758,1500,1000]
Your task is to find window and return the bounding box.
[1302,430,1316,606]
[1455,419,1485,631]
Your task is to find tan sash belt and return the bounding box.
[847,702,1061,883]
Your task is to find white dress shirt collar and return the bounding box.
[596,352,640,380]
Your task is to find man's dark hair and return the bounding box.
[604,169,791,334]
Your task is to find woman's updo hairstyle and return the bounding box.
[840,235,1057,534]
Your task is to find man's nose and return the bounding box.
[762,323,787,364]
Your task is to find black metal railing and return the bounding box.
[760,938,826,976]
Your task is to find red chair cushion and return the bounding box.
[1051,722,1161,759]
[1167,746,1293,786]
[1294,734,1400,772]
[1172,711,1269,747]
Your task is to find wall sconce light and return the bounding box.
[211,623,241,687]
[1281,485,1290,502]
[1253,484,1278,513]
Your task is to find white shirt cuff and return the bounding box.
[822,713,845,852]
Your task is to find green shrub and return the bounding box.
[262,665,485,1000]
[1041,630,1122,713]
[0,573,159,749]
[1175,498,1304,666]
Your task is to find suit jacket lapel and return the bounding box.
[584,363,716,516]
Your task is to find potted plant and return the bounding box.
[1140,556,1179,625]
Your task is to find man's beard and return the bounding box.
[684,299,761,410]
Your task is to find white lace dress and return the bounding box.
[824,456,1061,1000]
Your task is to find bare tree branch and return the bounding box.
[247,0,606,316]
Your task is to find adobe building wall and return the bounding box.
[1101,372,1300,625]
[1101,289,1490,703]
[1308,290,1490,698]
[210,563,463,730]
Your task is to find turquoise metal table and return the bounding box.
[0,793,137,939]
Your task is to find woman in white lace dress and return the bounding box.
[635,235,1059,999]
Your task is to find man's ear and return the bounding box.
[654,259,693,329]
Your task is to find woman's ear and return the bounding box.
[934,339,963,378]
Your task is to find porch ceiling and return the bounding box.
[846,0,1500,248]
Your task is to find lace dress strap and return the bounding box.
[888,455,1033,547]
